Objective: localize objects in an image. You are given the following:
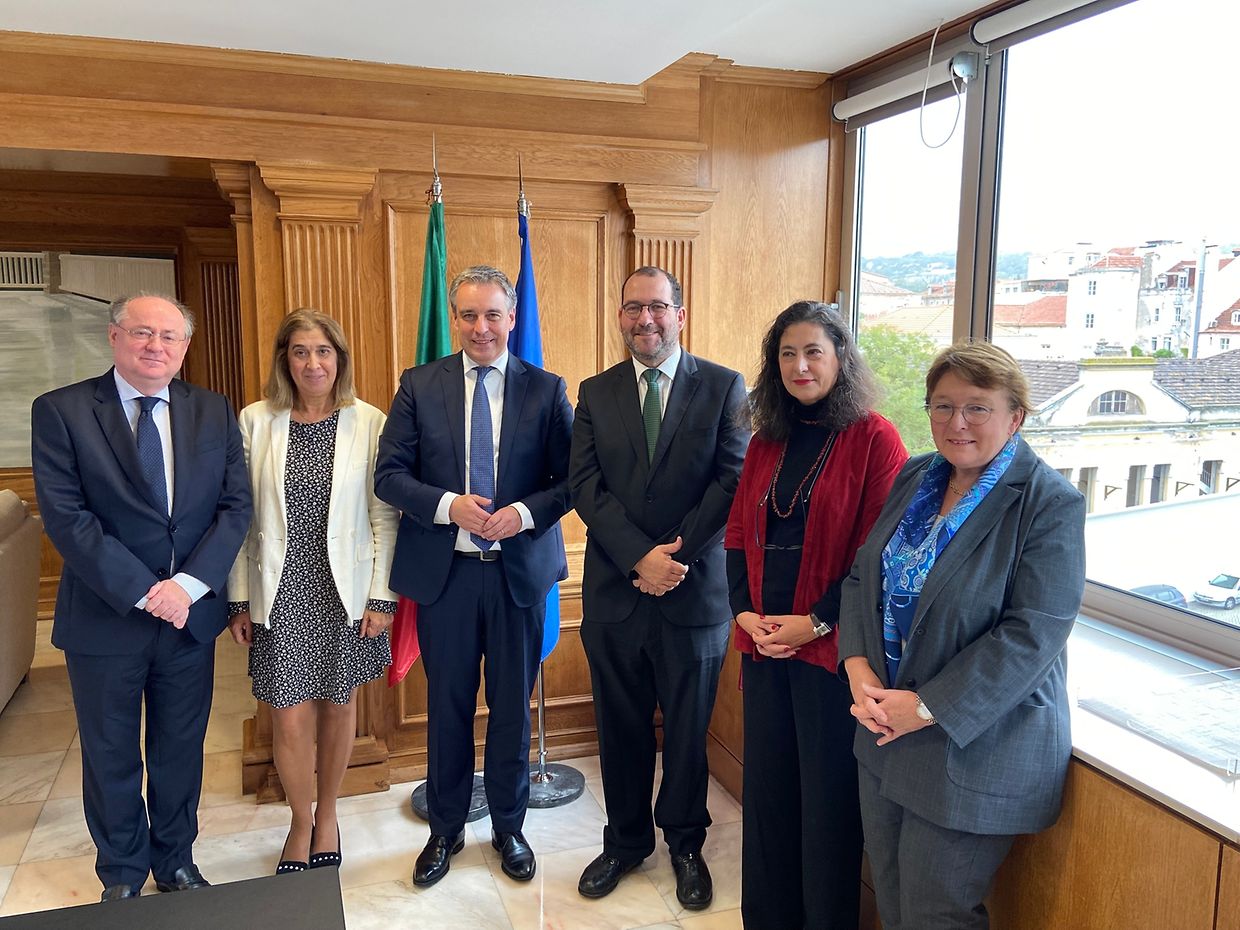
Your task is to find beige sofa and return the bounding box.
[0,489,41,713]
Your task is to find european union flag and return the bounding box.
[510,210,560,662]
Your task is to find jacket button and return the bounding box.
[645,495,653,503]
[915,627,925,635]
[156,568,169,579]
[170,524,178,534]
[904,678,917,689]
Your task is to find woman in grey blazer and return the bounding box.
[839,341,1085,930]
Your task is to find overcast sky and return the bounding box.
[858,0,1238,259]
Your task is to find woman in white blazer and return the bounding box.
[227,309,398,875]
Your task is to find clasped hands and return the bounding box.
[144,578,191,628]
[632,536,688,596]
[843,656,934,746]
[450,493,522,541]
[735,611,816,658]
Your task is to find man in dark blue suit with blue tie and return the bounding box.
[375,265,573,888]
[31,294,252,902]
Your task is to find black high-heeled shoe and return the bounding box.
[276,827,310,875]
[308,825,342,869]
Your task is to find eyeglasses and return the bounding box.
[925,403,995,425]
[621,301,678,320]
[113,325,188,346]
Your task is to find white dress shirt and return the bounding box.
[632,345,682,419]
[114,371,208,606]
[433,351,535,552]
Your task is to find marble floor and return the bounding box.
[0,620,744,928]
[0,290,113,468]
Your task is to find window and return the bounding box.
[851,95,965,457]
[1201,460,1222,494]
[843,0,1239,664]
[1150,463,1171,504]
[981,0,1239,649]
[1126,464,1147,507]
[1232,310,1240,325]
[1090,390,1143,415]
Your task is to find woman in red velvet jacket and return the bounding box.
[725,301,907,929]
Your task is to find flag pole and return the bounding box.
[519,152,585,809]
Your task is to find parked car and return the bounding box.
[1193,573,1240,610]
[1131,584,1188,608]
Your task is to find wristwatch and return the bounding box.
[809,610,833,638]
[914,694,937,725]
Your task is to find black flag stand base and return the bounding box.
[411,777,489,823]
[527,663,586,809]
[410,664,582,819]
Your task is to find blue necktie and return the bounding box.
[469,366,496,550]
[136,396,169,515]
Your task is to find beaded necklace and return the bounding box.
[768,426,836,519]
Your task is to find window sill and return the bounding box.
[1068,616,1240,844]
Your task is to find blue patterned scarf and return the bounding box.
[881,436,1019,684]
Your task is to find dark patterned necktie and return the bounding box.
[469,366,496,550]
[136,396,169,515]
[642,368,662,463]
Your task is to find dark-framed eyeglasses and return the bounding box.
[112,324,188,346]
[924,402,994,425]
[621,301,678,320]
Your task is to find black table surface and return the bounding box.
[0,868,345,930]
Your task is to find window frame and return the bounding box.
[838,4,1239,666]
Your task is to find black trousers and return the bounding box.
[65,621,215,890]
[417,556,543,837]
[581,599,730,863]
[740,653,862,930]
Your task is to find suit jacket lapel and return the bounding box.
[648,350,698,479]
[269,408,291,536]
[497,355,528,498]
[329,405,355,530]
[614,362,648,469]
[912,441,1036,629]
[168,379,195,518]
[92,371,158,513]
[440,353,466,488]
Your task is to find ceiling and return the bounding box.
[2,0,986,85]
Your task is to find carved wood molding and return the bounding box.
[210,161,253,220]
[257,162,377,224]
[618,183,717,238]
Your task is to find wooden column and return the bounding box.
[211,161,262,403]
[618,184,716,353]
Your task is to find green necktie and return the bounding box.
[642,367,662,463]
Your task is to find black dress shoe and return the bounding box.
[100,884,139,902]
[491,830,536,881]
[671,852,713,910]
[155,865,210,893]
[412,831,465,886]
[578,852,641,898]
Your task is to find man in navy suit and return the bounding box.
[31,294,251,902]
[375,265,573,888]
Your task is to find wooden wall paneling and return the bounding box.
[211,161,262,403]
[701,79,832,381]
[990,762,1220,930]
[1218,844,1240,930]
